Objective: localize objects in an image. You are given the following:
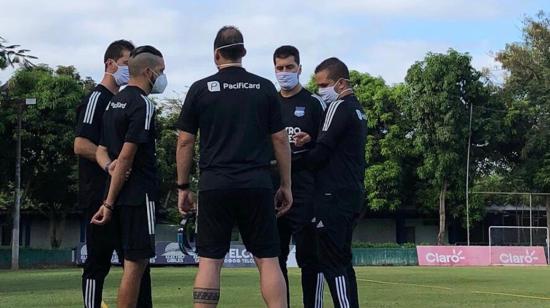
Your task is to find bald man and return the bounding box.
[92,45,167,308]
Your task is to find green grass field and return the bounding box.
[1,266,550,307]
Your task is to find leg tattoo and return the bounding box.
[193,287,220,305]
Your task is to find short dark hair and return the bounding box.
[214,26,245,60]
[130,45,163,58]
[314,57,349,81]
[103,40,135,63]
[273,45,300,65]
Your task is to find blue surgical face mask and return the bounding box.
[275,71,299,91]
[149,70,168,94]
[107,64,129,86]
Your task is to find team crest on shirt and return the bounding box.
[294,106,305,117]
[356,109,366,120]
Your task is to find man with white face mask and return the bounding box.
[294,57,367,308]
[92,45,166,308]
[176,26,292,307]
[74,40,153,308]
[272,45,326,308]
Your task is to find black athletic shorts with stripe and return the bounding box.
[113,198,156,261]
[196,188,280,259]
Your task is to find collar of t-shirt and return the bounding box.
[124,85,147,96]
[96,83,114,96]
[278,87,306,100]
[218,66,246,74]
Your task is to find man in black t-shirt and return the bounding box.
[74,40,153,308]
[295,58,367,308]
[92,45,167,308]
[272,45,326,308]
[175,26,292,307]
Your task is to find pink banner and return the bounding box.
[490,246,547,265]
[417,246,547,266]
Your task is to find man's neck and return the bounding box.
[280,84,302,98]
[127,79,150,95]
[338,88,353,99]
[99,74,119,95]
[217,58,242,70]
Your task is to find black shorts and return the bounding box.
[112,198,156,261]
[197,188,280,259]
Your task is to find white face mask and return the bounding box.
[275,71,299,91]
[149,70,168,94]
[107,63,129,86]
[318,78,351,104]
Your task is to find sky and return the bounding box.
[0,0,548,99]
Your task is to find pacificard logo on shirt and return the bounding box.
[207,80,261,92]
[106,101,127,110]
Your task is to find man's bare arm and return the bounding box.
[272,130,291,189]
[176,131,196,185]
[95,145,112,172]
[104,142,138,205]
[74,137,98,162]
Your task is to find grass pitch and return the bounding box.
[1,266,550,307]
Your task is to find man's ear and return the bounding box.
[298,64,302,75]
[242,47,247,58]
[105,59,116,73]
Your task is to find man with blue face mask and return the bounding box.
[74,40,153,308]
[92,45,166,308]
[272,45,326,308]
[294,57,367,308]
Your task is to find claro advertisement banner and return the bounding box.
[417,246,547,266]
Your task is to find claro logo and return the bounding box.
[499,250,538,264]
[425,249,465,263]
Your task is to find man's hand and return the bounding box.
[108,159,132,181]
[294,132,311,147]
[274,186,293,218]
[178,189,195,215]
[91,205,113,225]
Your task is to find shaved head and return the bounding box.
[128,45,164,77]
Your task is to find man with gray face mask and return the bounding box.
[92,45,166,308]
[272,45,326,308]
[74,40,154,308]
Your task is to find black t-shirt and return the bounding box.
[100,86,159,206]
[316,95,367,193]
[75,84,113,208]
[278,88,325,204]
[175,67,285,191]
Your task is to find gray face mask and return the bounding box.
[149,70,168,94]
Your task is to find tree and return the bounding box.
[496,11,550,227]
[351,72,416,212]
[0,36,37,70]
[404,49,489,244]
[2,65,85,247]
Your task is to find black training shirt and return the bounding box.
[278,88,325,204]
[176,67,285,191]
[315,95,367,193]
[75,84,113,208]
[100,86,159,206]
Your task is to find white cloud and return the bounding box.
[0,0,537,96]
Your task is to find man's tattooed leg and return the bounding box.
[193,287,220,305]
